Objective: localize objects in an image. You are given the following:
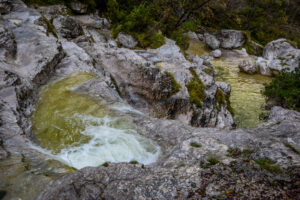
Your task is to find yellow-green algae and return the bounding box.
[32,73,101,153]
[187,40,272,128]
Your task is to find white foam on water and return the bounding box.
[57,123,160,169]
[31,114,160,170]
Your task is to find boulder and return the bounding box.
[0,0,12,15]
[238,60,257,74]
[217,30,246,49]
[263,38,300,72]
[210,49,222,58]
[53,16,84,39]
[69,1,88,14]
[255,57,272,76]
[204,33,220,50]
[255,39,300,76]
[116,33,138,49]
[186,31,199,40]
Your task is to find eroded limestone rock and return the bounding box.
[238,59,257,74]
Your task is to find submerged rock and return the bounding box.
[238,59,257,74]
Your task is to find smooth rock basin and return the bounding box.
[187,40,272,128]
[31,73,160,169]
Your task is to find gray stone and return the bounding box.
[116,33,138,49]
[255,38,300,76]
[255,57,272,76]
[74,15,110,29]
[204,33,220,50]
[0,25,16,59]
[217,29,246,49]
[210,49,222,58]
[238,60,257,74]
[263,38,300,73]
[52,16,84,39]
[186,31,199,40]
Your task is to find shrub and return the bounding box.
[186,68,205,109]
[263,65,300,111]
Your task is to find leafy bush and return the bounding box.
[263,66,300,111]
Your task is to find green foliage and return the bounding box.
[190,142,202,148]
[186,68,205,109]
[255,158,282,173]
[166,72,181,97]
[170,29,189,51]
[136,32,165,49]
[263,66,300,111]
[102,162,109,167]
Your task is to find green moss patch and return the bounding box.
[207,156,219,166]
[190,142,202,148]
[42,15,58,38]
[186,68,205,108]
[284,143,300,155]
[166,72,181,97]
[255,158,282,173]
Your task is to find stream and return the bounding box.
[187,40,272,128]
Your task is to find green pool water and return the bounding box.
[31,73,160,169]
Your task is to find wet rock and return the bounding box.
[116,33,138,49]
[204,33,220,50]
[238,60,257,74]
[217,30,246,49]
[53,16,84,39]
[0,0,12,15]
[69,1,88,14]
[210,49,222,58]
